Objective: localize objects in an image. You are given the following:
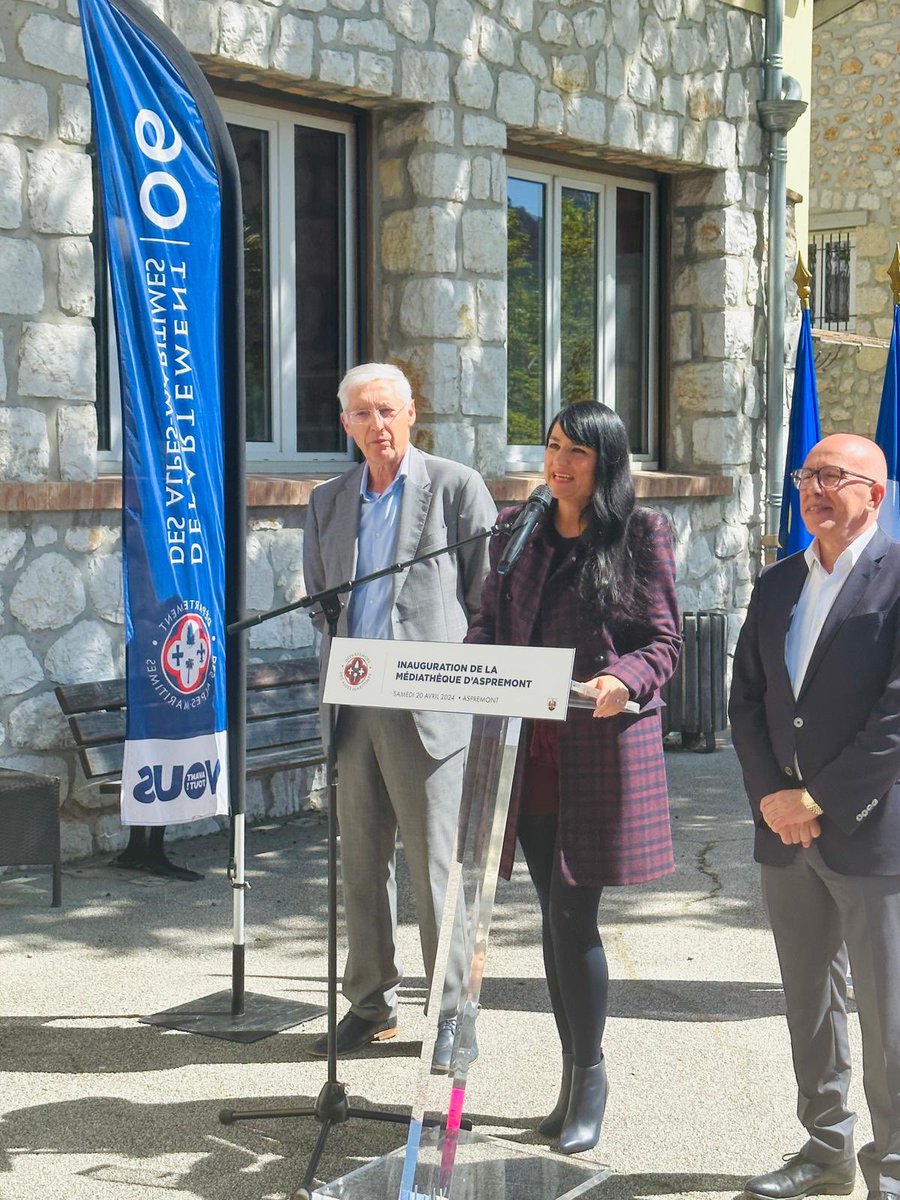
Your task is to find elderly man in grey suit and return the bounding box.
[730,433,900,1200]
[302,362,496,1072]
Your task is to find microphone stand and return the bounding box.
[219,518,511,1200]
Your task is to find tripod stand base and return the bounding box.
[140,989,325,1043]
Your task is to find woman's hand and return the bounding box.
[583,674,631,719]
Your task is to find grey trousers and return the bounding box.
[334,705,468,1024]
[762,842,900,1193]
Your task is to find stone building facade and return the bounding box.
[808,0,897,435]
[0,0,773,859]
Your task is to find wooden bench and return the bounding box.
[55,657,325,796]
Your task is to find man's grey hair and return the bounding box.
[337,363,413,411]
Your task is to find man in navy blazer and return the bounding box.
[730,434,900,1200]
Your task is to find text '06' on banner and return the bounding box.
[323,638,576,721]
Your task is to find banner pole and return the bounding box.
[211,63,249,1017]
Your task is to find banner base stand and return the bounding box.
[140,990,325,1044]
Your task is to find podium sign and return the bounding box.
[323,638,575,722]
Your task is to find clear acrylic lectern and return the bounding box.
[312,713,610,1200]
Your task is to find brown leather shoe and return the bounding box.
[744,1155,856,1199]
[308,1011,398,1058]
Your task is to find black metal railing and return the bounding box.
[808,231,855,331]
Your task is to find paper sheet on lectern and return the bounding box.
[323,638,575,721]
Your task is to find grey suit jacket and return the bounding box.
[302,446,498,759]
[729,526,900,875]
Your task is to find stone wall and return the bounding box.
[0,503,323,860]
[812,331,889,438]
[809,0,899,432]
[0,0,772,859]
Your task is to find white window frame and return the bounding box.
[506,158,658,472]
[98,95,356,472]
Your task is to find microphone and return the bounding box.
[497,485,552,576]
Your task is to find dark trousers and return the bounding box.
[762,842,900,1192]
[518,812,608,1067]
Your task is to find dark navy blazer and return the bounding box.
[729,526,900,874]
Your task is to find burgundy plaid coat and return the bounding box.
[466,506,681,887]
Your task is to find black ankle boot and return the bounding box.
[559,1057,608,1155]
[538,1053,573,1136]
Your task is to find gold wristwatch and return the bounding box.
[799,789,823,817]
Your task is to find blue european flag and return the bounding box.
[778,308,822,559]
[874,304,900,540]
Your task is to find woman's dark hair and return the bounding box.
[547,401,655,621]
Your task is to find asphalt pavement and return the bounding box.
[0,739,872,1200]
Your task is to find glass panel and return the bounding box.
[295,126,346,454]
[615,188,651,456]
[560,186,598,409]
[507,177,546,447]
[227,123,272,444]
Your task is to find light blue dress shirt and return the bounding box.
[348,450,410,640]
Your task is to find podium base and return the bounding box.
[310,1127,611,1200]
[140,989,325,1044]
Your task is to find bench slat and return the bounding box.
[81,715,322,780]
[56,656,320,717]
[98,742,325,793]
[247,712,320,751]
[68,682,321,749]
[248,681,319,719]
[56,679,126,716]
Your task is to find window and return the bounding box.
[506,161,658,467]
[97,96,357,468]
[808,230,855,332]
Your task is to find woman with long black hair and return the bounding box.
[467,400,681,1154]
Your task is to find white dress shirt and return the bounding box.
[785,522,879,697]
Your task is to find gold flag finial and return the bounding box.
[794,253,812,310]
[888,244,900,307]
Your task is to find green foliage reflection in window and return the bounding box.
[560,187,598,410]
[507,177,545,447]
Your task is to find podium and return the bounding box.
[313,642,611,1200]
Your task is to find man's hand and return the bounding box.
[760,789,819,834]
[775,818,822,847]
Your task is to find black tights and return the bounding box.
[518,812,609,1068]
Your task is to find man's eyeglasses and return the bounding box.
[343,406,405,427]
[790,466,878,490]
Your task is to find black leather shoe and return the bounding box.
[744,1155,856,1199]
[430,1016,478,1075]
[308,1011,398,1058]
[559,1058,608,1155]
